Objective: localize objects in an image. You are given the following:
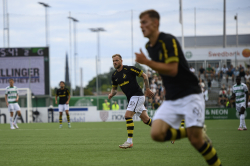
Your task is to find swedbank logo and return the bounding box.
[242,49,250,58]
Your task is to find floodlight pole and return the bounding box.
[38,2,50,46]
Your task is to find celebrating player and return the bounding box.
[108,54,154,149]
[5,79,22,129]
[231,76,248,130]
[135,10,221,166]
[55,81,71,128]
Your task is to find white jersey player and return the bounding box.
[231,76,249,130]
[5,79,22,129]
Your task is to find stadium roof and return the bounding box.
[176,34,250,48]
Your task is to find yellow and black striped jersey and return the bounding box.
[56,88,70,104]
[146,32,201,100]
[112,65,144,102]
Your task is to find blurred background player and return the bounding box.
[135,10,221,166]
[231,76,249,130]
[55,81,71,128]
[108,54,154,149]
[5,79,22,129]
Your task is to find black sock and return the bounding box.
[164,128,187,141]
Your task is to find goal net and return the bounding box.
[0,88,33,123]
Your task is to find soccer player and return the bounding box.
[135,10,221,166]
[5,79,22,129]
[55,81,71,128]
[231,76,248,130]
[108,54,154,149]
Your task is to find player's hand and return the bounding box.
[145,88,154,98]
[6,103,9,107]
[16,98,18,102]
[108,94,113,100]
[66,101,69,104]
[55,100,58,105]
[135,49,149,65]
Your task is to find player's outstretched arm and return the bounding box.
[135,49,178,77]
[108,87,118,100]
[246,91,249,108]
[141,73,154,98]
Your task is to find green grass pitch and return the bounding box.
[0,120,250,166]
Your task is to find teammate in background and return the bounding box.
[55,81,71,128]
[231,76,248,130]
[5,79,22,129]
[108,54,154,149]
[135,10,221,166]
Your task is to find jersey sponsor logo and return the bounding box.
[123,73,126,79]
[119,81,129,87]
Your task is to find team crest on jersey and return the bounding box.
[123,73,127,79]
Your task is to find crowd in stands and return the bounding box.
[145,64,250,109]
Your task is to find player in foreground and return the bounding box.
[55,81,71,128]
[231,76,248,130]
[135,10,221,166]
[5,79,22,129]
[108,54,154,149]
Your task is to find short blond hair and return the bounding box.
[112,54,122,59]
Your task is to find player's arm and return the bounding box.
[55,90,58,105]
[108,86,118,100]
[66,90,70,104]
[5,94,8,106]
[141,73,154,98]
[16,94,19,102]
[245,91,249,108]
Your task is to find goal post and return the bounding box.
[0,88,33,123]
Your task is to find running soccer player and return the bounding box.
[231,76,248,130]
[135,10,221,166]
[5,79,22,129]
[108,54,154,149]
[55,81,71,128]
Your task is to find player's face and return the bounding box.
[9,80,14,86]
[113,56,122,69]
[140,14,158,38]
[60,82,65,88]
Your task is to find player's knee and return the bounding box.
[188,135,203,149]
[151,130,164,142]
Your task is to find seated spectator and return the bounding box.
[112,101,120,110]
[147,69,152,84]
[246,65,250,73]
[206,64,214,80]
[190,66,195,74]
[215,64,223,81]
[239,64,244,71]
[226,90,232,99]
[234,67,239,77]
[226,68,234,83]
[245,71,250,84]
[239,68,246,82]
[229,64,235,73]
[199,78,205,91]
[150,80,157,93]
[227,85,232,92]
[198,66,205,78]
[218,89,227,107]
[157,76,162,85]
[207,79,211,90]
[221,64,228,74]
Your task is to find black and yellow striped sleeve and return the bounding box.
[130,66,143,77]
[159,37,179,64]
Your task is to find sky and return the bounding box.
[0,0,250,88]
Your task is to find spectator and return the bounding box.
[198,66,205,78]
[215,64,222,81]
[206,64,214,80]
[229,64,235,73]
[157,76,163,85]
[246,65,250,73]
[226,68,234,83]
[227,85,233,92]
[111,101,119,110]
[234,67,239,77]
[239,68,246,82]
[239,64,244,71]
[147,69,152,84]
[190,66,195,74]
[218,89,227,107]
[150,80,157,93]
[102,99,110,111]
[204,87,209,101]
[152,98,161,110]
[245,71,250,84]
[221,64,228,74]
[226,90,232,99]
[207,79,211,90]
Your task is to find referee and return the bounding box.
[55,81,71,128]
